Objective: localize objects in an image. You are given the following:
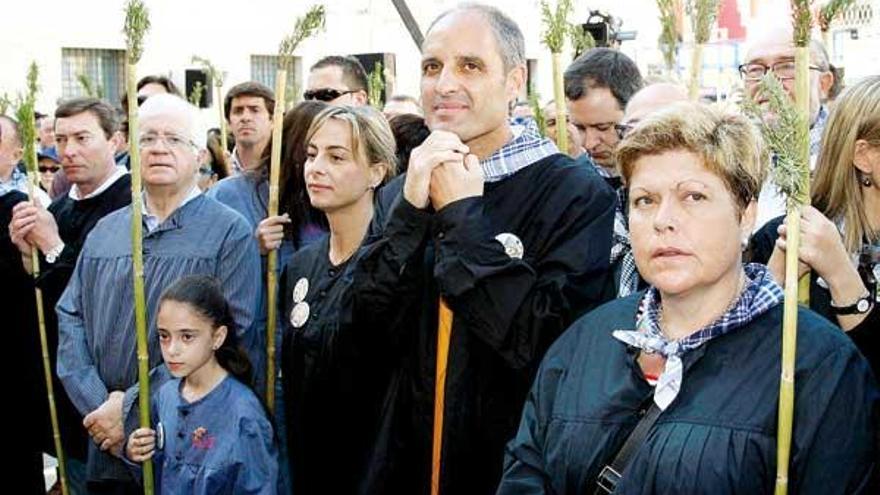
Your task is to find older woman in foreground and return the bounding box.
[497,103,878,494]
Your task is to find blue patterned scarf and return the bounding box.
[613,263,784,409]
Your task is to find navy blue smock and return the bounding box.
[498,295,879,494]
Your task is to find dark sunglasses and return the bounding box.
[303,88,356,102]
[39,165,60,173]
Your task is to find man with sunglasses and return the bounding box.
[304,55,368,106]
[37,148,61,194]
[563,47,643,190]
[55,93,260,493]
[741,25,835,229]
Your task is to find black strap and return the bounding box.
[594,402,663,495]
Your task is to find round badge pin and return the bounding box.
[156,422,165,450]
[293,277,309,303]
[290,301,311,328]
[494,233,524,259]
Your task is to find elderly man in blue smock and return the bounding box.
[56,93,260,493]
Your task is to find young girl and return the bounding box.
[126,275,278,494]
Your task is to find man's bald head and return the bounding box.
[623,83,689,125]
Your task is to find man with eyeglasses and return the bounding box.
[304,55,368,106]
[7,97,132,494]
[740,25,835,229]
[55,93,260,493]
[564,47,643,190]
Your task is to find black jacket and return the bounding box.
[281,233,410,495]
[499,295,879,494]
[350,153,617,494]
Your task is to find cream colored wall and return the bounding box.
[2,0,874,129]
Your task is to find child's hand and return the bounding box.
[126,427,156,462]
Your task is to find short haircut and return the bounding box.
[138,93,201,147]
[137,75,182,96]
[310,56,369,92]
[224,81,276,121]
[426,3,525,73]
[55,97,120,138]
[564,48,643,109]
[0,115,21,146]
[616,102,767,213]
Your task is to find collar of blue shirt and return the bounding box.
[143,186,202,233]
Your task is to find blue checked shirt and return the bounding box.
[480,119,559,183]
[0,166,50,205]
[613,263,784,409]
[810,105,828,158]
[0,167,29,197]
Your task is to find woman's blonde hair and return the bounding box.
[812,75,880,252]
[305,105,398,185]
[616,101,768,213]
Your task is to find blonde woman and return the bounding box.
[752,75,880,376]
[279,105,398,495]
[498,102,877,494]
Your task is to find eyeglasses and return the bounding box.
[138,133,197,151]
[303,88,357,102]
[39,165,60,173]
[738,61,823,82]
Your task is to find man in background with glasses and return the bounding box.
[740,26,835,154]
[304,55,368,106]
[55,93,260,493]
[740,25,835,229]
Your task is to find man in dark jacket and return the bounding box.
[8,97,132,494]
[348,4,617,493]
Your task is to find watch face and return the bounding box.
[857,299,870,313]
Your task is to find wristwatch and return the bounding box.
[830,293,873,315]
[45,242,65,264]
